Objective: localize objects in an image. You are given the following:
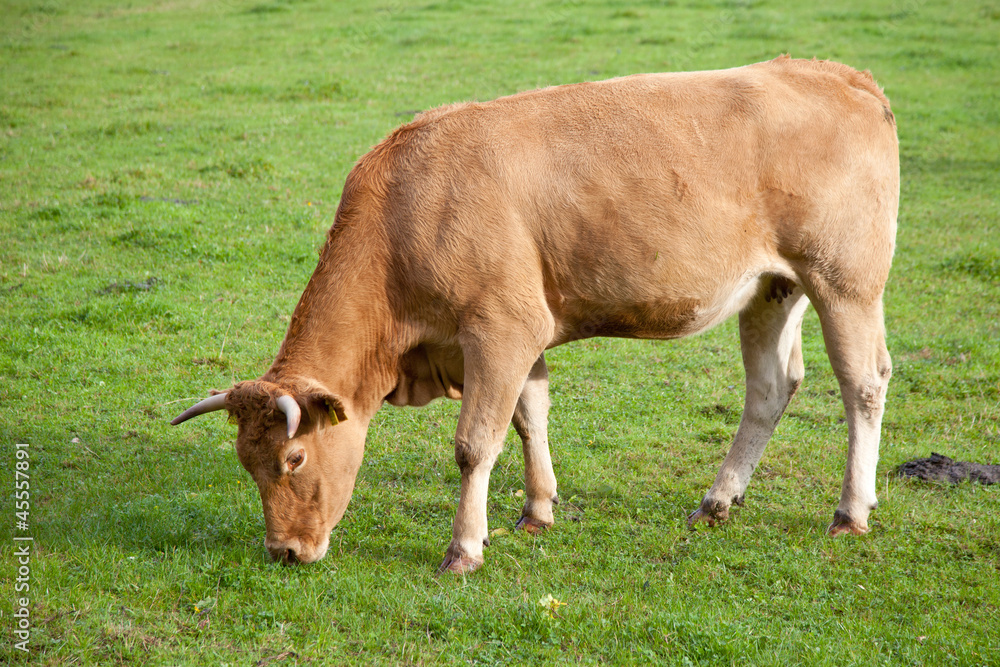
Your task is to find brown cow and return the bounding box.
[172,56,898,573]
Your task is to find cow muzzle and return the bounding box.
[265,536,329,565]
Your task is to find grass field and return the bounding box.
[2,0,998,664]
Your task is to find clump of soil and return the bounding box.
[98,277,159,295]
[897,453,1000,485]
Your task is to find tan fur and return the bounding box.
[180,57,899,570]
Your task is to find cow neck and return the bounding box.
[265,223,398,417]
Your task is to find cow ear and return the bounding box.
[308,393,348,425]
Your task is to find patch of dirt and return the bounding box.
[139,195,197,206]
[98,277,159,294]
[897,452,1000,484]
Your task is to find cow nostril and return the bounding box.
[283,548,298,565]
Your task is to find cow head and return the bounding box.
[171,380,368,564]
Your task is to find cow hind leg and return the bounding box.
[689,278,810,528]
[511,354,558,534]
[813,296,892,535]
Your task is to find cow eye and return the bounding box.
[286,449,306,472]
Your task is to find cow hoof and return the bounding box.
[687,508,716,529]
[687,505,728,529]
[515,516,551,534]
[437,552,484,575]
[827,510,870,536]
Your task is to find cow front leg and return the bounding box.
[813,297,892,535]
[689,281,809,528]
[511,354,558,534]
[439,442,499,574]
[439,323,551,574]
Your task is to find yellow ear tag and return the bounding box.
[227,413,238,426]
[326,401,340,425]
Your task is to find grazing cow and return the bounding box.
[172,56,898,573]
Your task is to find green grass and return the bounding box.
[2,0,998,664]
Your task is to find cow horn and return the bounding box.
[170,392,228,426]
[276,395,301,439]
